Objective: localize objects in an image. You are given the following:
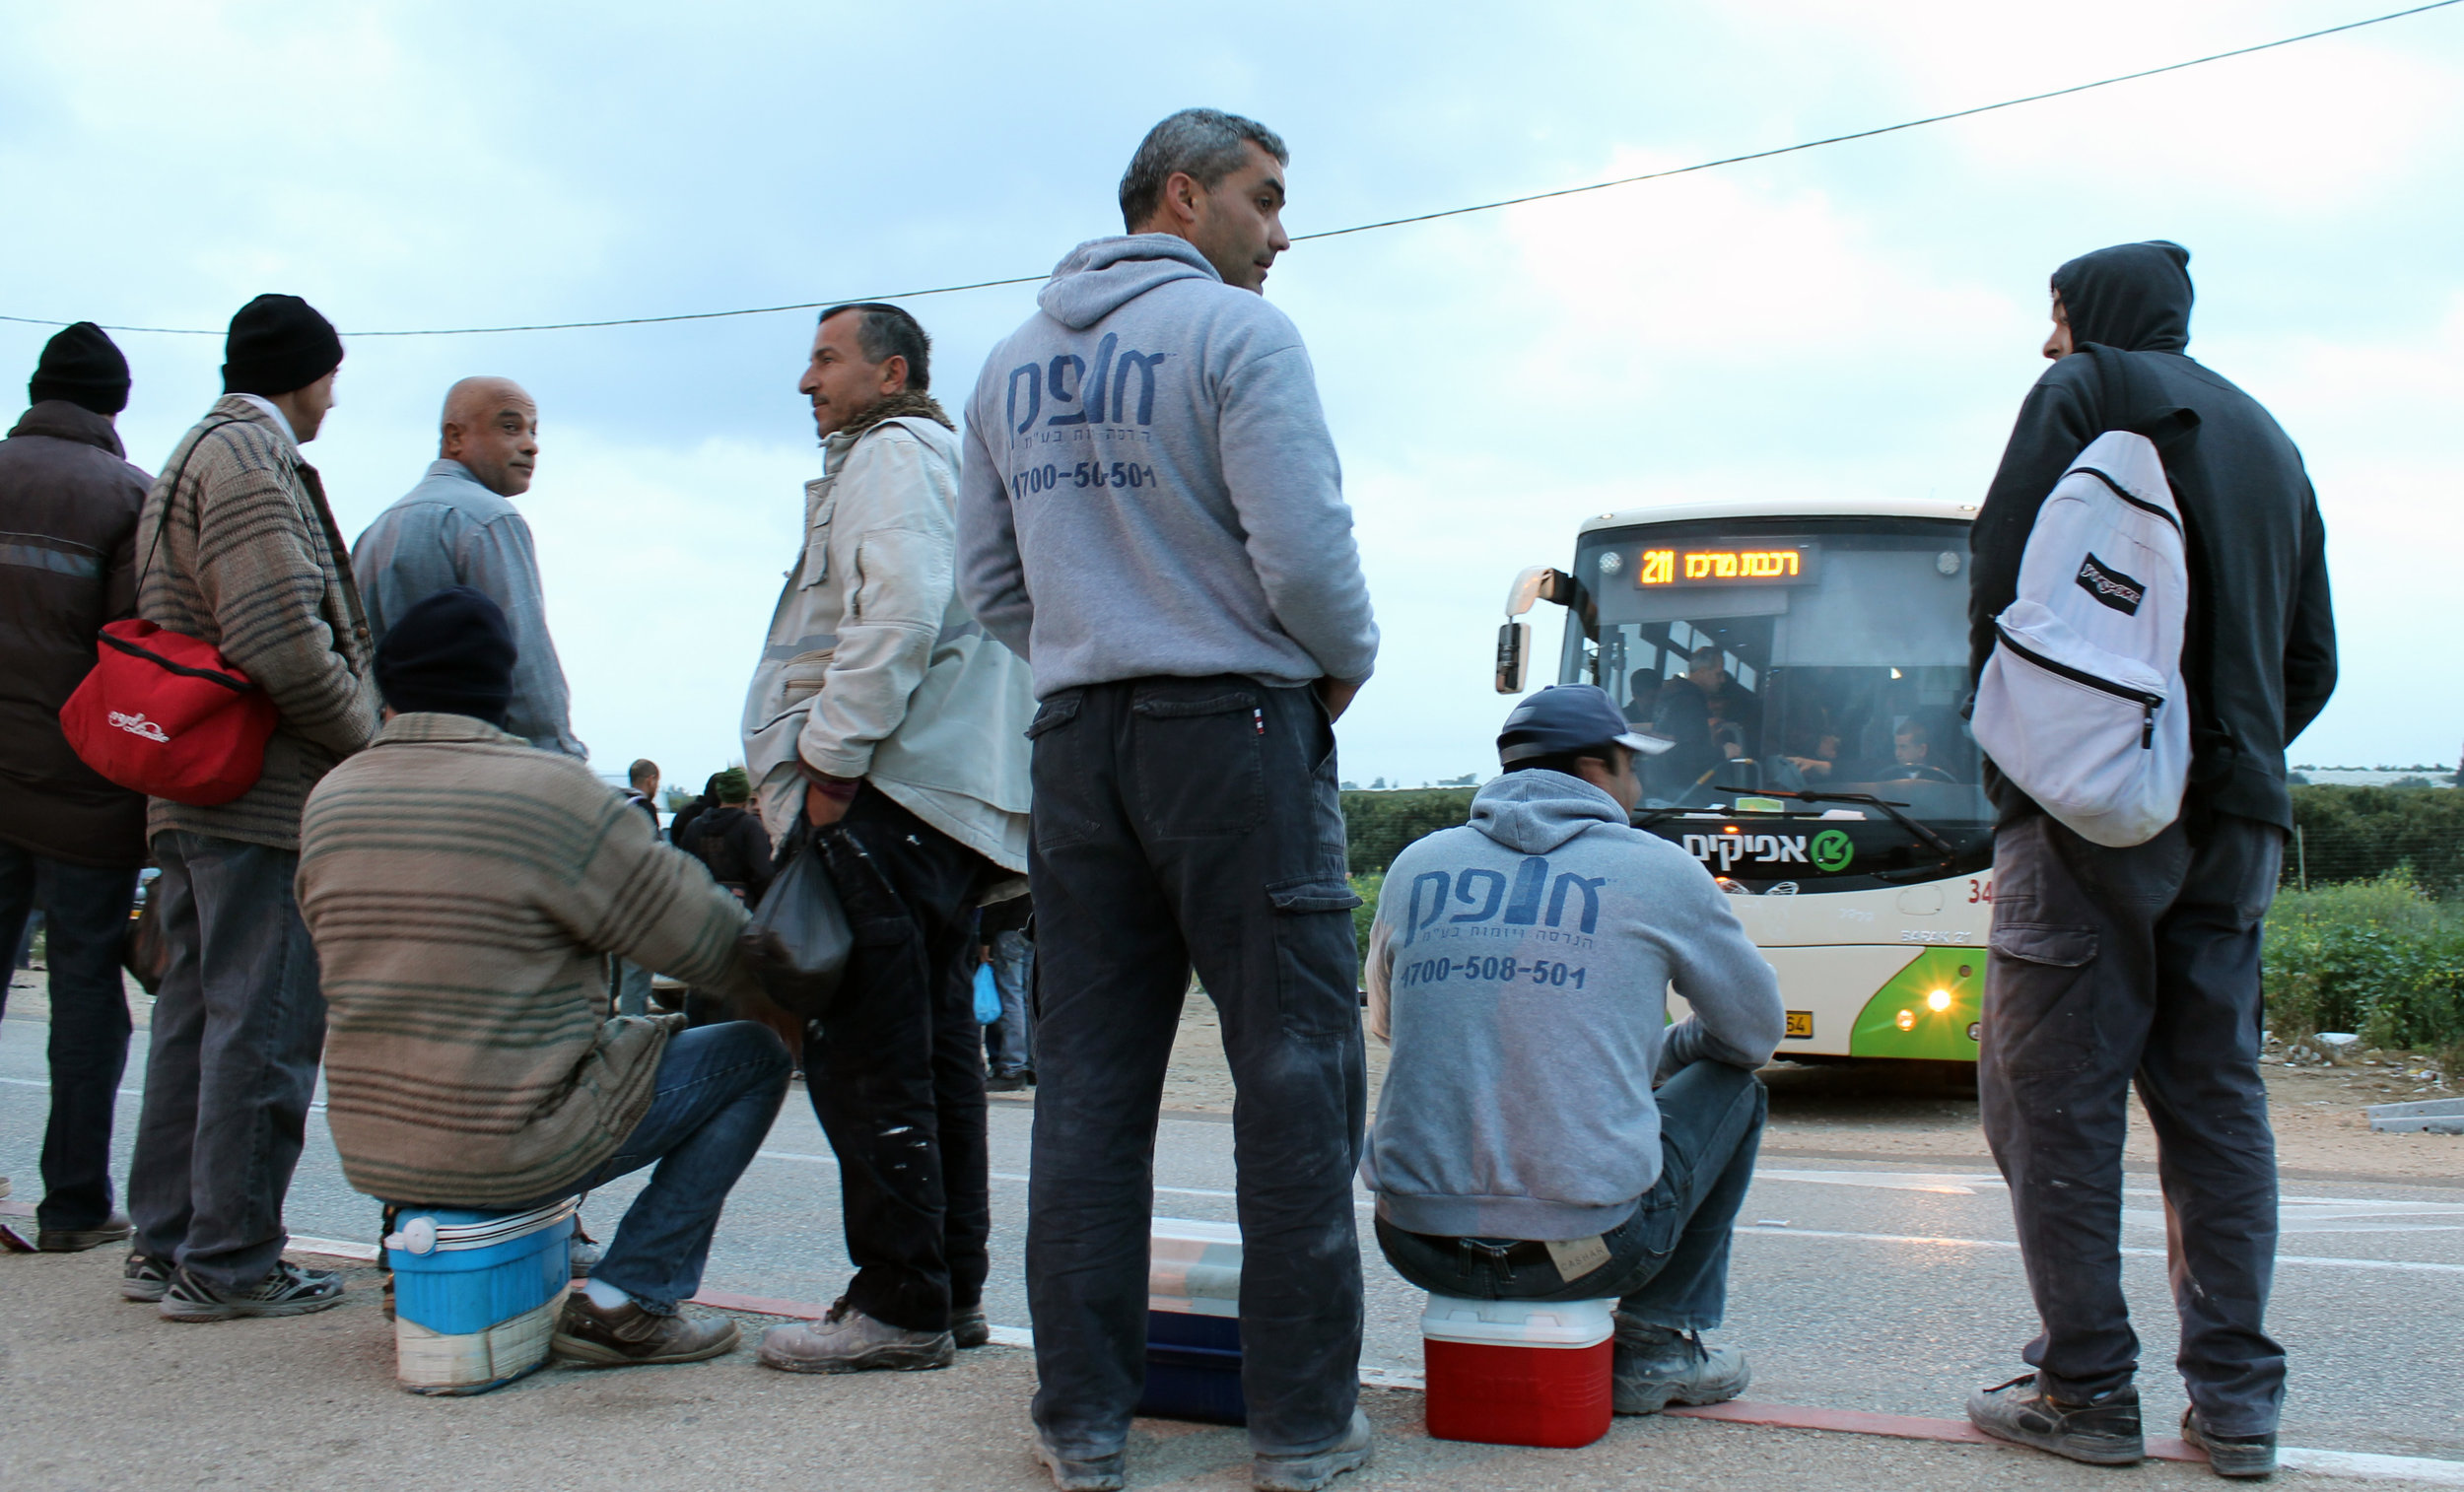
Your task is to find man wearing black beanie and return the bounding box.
[122,294,377,1322]
[300,586,789,1373]
[0,322,153,1252]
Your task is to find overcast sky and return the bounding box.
[6,0,2457,790]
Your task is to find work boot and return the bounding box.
[1966,1374,2144,1464]
[1032,1435,1127,1492]
[1253,1408,1374,1492]
[2182,1406,2279,1479]
[38,1212,135,1253]
[1612,1321,1751,1414]
[551,1292,740,1367]
[120,1251,172,1302]
[953,1306,991,1348]
[755,1298,954,1374]
[159,1259,346,1322]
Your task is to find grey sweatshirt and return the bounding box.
[956,235,1378,696]
[1361,771,1785,1241]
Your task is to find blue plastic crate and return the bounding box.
[1140,1309,1245,1424]
[1138,1218,1245,1425]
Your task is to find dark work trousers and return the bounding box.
[809,786,998,1333]
[1981,810,2287,1437]
[0,844,140,1232]
[1026,676,1366,1460]
[127,831,327,1289]
[1375,1058,1765,1329]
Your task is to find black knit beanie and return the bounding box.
[374,586,517,727]
[29,322,131,416]
[222,294,343,396]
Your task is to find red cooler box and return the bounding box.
[1421,1294,1614,1448]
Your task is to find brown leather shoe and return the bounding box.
[551,1292,740,1367]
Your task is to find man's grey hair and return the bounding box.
[818,302,931,392]
[1119,108,1288,232]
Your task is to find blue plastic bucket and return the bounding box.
[1139,1217,1245,1424]
[383,1198,577,1394]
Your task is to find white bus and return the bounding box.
[1498,497,1992,1063]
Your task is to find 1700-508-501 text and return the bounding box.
[1396,956,1589,989]
[1009,460,1160,498]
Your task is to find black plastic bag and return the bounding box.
[737,822,852,1020]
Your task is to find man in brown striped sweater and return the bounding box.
[123,295,381,1322]
[299,587,790,1367]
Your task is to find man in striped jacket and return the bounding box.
[123,295,380,1322]
[299,587,790,1367]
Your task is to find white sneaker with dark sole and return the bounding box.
[159,1259,346,1322]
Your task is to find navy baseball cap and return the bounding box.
[1497,685,1674,766]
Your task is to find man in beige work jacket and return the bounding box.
[740,302,1034,1374]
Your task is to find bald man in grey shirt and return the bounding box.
[353,376,585,758]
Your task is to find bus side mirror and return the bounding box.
[1504,566,1576,618]
[1496,621,1533,695]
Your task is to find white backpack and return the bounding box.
[1972,429,2190,847]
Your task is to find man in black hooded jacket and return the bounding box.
[1962,241,2335,1478]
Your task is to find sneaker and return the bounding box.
[1254,1408,1373,1492]
[1032,1435,1126,1492]
[551,1292,740,1367]
[953,1306,992,1348]
[986,1073,1031,1093]
[2182,1407,2278,1479]
[160,1259,346,1322]
[38,1212,135,1253]
[120,1252,173,1302]
[1612,1322,1751,1414]
[755,1298,954,1374]
[1966,1374,2144,1465]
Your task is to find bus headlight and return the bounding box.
[1894,1008,1916,1032]
[1926,988,1952,1012]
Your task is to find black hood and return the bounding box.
[2052,240,2193,353]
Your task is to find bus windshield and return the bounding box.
[1564,516,1991,828]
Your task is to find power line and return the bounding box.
[5,0,2454,340]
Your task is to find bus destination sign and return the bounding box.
[1635,542,1820,588]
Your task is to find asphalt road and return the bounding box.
[4,1011,2458,1464]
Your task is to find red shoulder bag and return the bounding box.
[59,418,280,805]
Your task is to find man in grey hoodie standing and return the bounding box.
[1362,687,1783,1415]
[957,109,1379,1492]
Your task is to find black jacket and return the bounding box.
[1969,241,2337,833]
[686,804,775,908]
[0,401,153,866]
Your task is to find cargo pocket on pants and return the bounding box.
[1268,876,1365,1040]
[1985,920,2103,1074]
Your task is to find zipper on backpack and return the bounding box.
[1996,624,2164,744]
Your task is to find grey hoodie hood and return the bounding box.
[1038,236,1222,330]
[1468,770,1628,855]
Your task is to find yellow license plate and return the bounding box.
[1784,1011,1814,1040]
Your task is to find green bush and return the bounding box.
[1341,787,1475,877]
[2263,871,2464,1065]
[1350,871,1384,967]
[2289,784,2464,893]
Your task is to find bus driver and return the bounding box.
[1359,685,1786,1415]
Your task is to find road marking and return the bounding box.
[1735,1224,2464,1274]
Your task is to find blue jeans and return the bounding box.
[1026,677,1366,1459]
[127,831,326,1289]
[1983,812,2287,1436]
[1373,1059,1766,1330]
[985,929,1034,1077]
[533,1021,790,1313]
[0,843,139,1232]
